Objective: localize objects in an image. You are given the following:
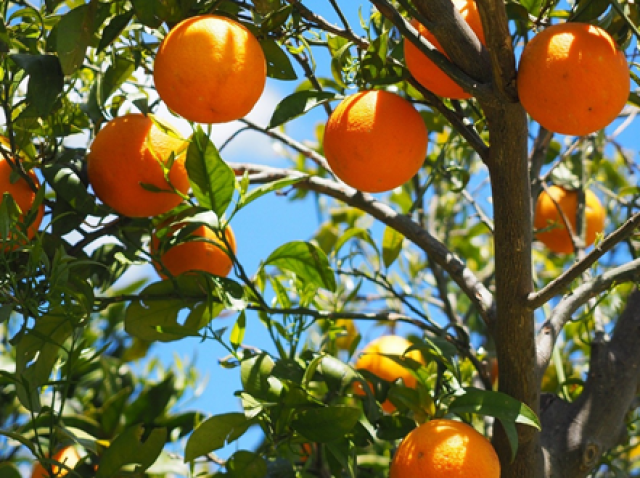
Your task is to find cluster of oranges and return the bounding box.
[84,14,268,279]
[351,333,500,477]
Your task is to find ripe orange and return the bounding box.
[87,113,190,218]
[403,0,486,99]
[390,419,500,478]
[534,185,605,254]
[517,22,630,136]
[31,446,81,478]
[151,219,236,278]
[154,15,267,124]
[354,335,424,413]
[323,90,428,193]
[0,140,44,249]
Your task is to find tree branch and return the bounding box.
[229,162,496,325]
[528,211,640,310]
[540,290,640,477]
[536,258,640,379]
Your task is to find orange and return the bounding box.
[154,15,267,124]
[403,0,486,99]
[354,335,424,413]
[534,185,605,254]
[390,418,500,478]
[87,113,190,218]
[0,139,44,249]
[517,22,629,136]
[151,219,236,278]
[31,446,81,478]
[323,90,428,193]
[334,319,358,351]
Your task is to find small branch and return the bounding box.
[528,211,640,310]
[229,162,496,324]
[238,118,333,173]
[536,258,640,379]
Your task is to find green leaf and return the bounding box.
[241,353,285,401]
[15,314,75,411]
[100,56,136,105]
[268,90,337,128]
[382,226,404,268]
[376,415,417,440]
[98,10,133,52]
[42,160,95,214]
[260,39,297,80]
[240,175,308,209]
[124,277,215,342]
[56,3,96,75]
[186,128,236,216]
[0,462,22,478]
[10,54,64,117]
[184,413,254,461]
[95,425,167,478]
[292,405,360,443]
[125,374,175,426]
[226,450,268,478]
[230,311,246,350]
[264,241,336,292]
[448,387,541,462]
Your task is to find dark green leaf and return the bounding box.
[260,39,297,80]
[10,54,64,117]
[376,415,417,440]
[15,314,74,411]
[95,425,167,478]
[56,3,96,75]
[125,374,175,426]
[186,128,236,216]
[184,413,254,461]
[291,405,360,442]
[226,450,268,478]
[100,56,136,105]
[268,90,336,128]
[264,241,336,292]
[98,10,134,52]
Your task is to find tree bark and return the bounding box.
[540,289,640,477]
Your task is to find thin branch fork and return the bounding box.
[528,211,640,310]
[228,162,496,325]
[535,257,640,379]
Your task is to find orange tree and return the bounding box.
[0,0,639,477]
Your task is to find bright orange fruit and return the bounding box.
[0,138,44,249]
[323,90,428,193]
[151,219,237,278]
[403,0,486,99]
[534,185,605,254]
[518,22,629,136]
[154,15,267,124]
[87,113,190,218]
[31,446,81,478]
[390,419,500,477]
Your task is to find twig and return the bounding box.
[528,211,640,309]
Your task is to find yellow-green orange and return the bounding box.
[354,335,424,413]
